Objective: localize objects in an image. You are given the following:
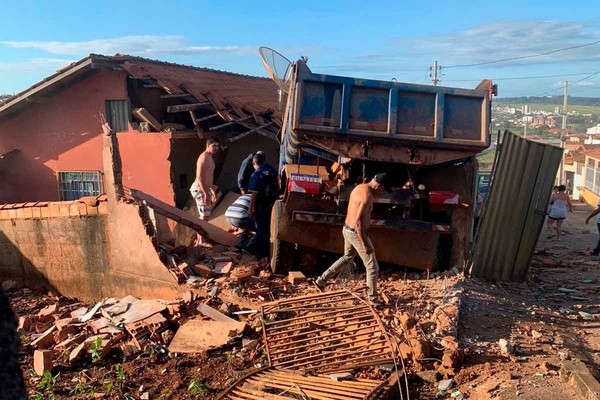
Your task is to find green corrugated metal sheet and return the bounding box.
[470,131,563,281]
[105,99,130,132]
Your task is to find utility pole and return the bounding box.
[430,61,439,86]
[559,81,568,184]
[524,120,527,138]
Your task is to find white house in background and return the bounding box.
[587,123,600,135]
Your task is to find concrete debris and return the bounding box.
[288,270,306,285]
[498,338,514,355]
[168,319,246,353]
[438,378,453,391]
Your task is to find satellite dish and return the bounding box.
[259,46,292,92]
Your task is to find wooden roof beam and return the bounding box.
[167,102,212,113]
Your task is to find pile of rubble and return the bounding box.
[8,259,468,398]
[18,293,182,376]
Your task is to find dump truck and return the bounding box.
[262,51,497,274]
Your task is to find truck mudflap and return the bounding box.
[292,211,451,233]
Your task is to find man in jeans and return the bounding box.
[585,200,600,255]
[315,173,392,304]
[247,153,279,267]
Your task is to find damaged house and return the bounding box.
[0,54,281,300]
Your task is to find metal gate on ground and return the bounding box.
[469,131,563,281]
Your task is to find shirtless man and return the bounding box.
[315,173,392,303]
[190,137,220,242]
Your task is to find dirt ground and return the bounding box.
[8,203,600,399]
[452,201,600,399]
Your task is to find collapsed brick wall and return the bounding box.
[0,199,179,301]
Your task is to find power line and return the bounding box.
[442,39,600,69]
[534,69,600,97]
[443,71,598,82]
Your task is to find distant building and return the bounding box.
[522,115,533,124]
[587,123,600,135]
[554,106,560,115]
[522,105,530,114]
[533,115,545,126]
[509,107,516,115]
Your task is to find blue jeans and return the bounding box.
[254,203,272,260]
[226,216,256,249]
[593,223,600,254]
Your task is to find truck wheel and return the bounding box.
[270,200,295,274]
[297,245,320,276]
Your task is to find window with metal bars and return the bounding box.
[57,171,103,201]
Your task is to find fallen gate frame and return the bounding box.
[259,290,395,373]
[217,367,389,400]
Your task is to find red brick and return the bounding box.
[87,206,99,215]
[68,202,80,216]
[15,208,26,218]
[40,207,51,218]
[21,207,34,219]
[0,210,9,219]
[55,332,86,351]
[78,202,88,216]
[31,207,42,218]
[59,203,71,217]
[33,350,53,376]
[31,326,57,349]
[8,209,17,219]
[53,324,78,342]
[18,316,32,332]
[48,203,61,217]
[190,264,214,278]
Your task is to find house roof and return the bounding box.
[585,151,600,161]
[0,54,281,125]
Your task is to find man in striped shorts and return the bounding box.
[225,194,256,251]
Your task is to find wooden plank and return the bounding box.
[129,188,238,246]
[209,115,254,131]
[161,93,195,99]
[163,122,186,131]
[189,110,200,129]
[197,303,238,323]
[167,102,211,113]
[196,113,221,123]
[132,108,162,131]
[229,122,275,143]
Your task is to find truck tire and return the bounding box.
[270,200,295,274]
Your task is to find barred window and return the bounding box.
[58,171,103,201]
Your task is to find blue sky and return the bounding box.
[0,0,599,97]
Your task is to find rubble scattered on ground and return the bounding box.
[7,239,469,399]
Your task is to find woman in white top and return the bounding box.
[546,185,573,241]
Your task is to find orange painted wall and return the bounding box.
[0,70,174,204]
[118,132,173,204]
